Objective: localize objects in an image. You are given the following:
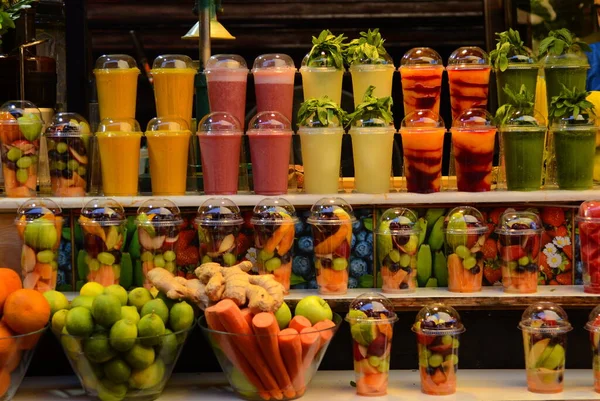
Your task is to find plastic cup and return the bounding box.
[78,198,126,286]
[447,47,491,122]
[151,54,196,125]
[376,208,420,292]
[346,292,397,396]
[251,198,298,293]
[585,305,600,392]
[93,54,139,120]
[576,201,600,293]
[399,47,444,115]
[15,198,63,292]
[195,197,243,266]
[412,303,465,395]
[252,54,296,122]
[205,54,249,128]
[300,53,344,105]
[135,199,184,288]
[519,302,572,393]
[0,100,43,197]
[95,118,142,196]
[495,56,540,106]
[495,211,542,293]
[544,53,589,110]
[349,54,394,107]
[451,108,497,192]
[307,197,356,295]
[247,111,293,195]
[443,206,488,292]
[400,110,446,193]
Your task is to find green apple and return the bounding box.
[18,113,42,141]
[294,295,332,325]
[24,220,57,250]
[230,367,257,397]
[274,302,292,330]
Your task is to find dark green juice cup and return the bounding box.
[544,53,589,108]
[552,119,597,190]
[496,59,539,106]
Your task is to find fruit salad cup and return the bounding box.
[447,47,491,122]
[79,198,127,287]
[205,54,249,129]
[519,302,572,393]
[585,305,600,392]
[577,201,600,293]
[376,208,420,293]
[495,211,542,294]
[0,100,44,197]
[349,55,395,108]
[251,198,298,293]
[399,47,444,115]
[252,54,296,122]
[136,199,183,288]
[44,112,91,197]
[412,303,465,395]
[443,206,488,292]
[15,198,63,292]
[346,292,397,396]
[93,54,140,120]
[195,197,243,266]
[307,197,355,295]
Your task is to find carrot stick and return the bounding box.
[289,315,311,333]
[240,308,254,327]
[279,328,305,395]
[214,299,283,400]
[299,327,320,372]
[312,319,336,349]
[252,313,295,399]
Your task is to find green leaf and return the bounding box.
[539,28,591,57]
[345,85,393,128]
[297,96,347,128]
[290,273,306,286]
[343,29,389,66]
[549,84,595,122]
[306,29,347,69]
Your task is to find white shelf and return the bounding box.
[13,370,600,400]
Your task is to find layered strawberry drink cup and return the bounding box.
[447,47,491,122]
[412,303,464,395]
[196,197,243,267]
[399,47,444,115]
[252,198,298,293]
[585,305,600,392]
[205,54,249,127]
[443,206,488,292]
[252,54,296,122]
[308,197,356,295]
[519,302,571,393]
[376,208,420,293]
[346,292,397,396]
[577,201,600,294]
[496,211,542,294]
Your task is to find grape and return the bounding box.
[518,256,529,266]
[265,257,281,272]
[428,353,443,368]
[463,257,477,270]
[6,147,22,162]
[332,257,348,271]
[78,166,87,176]
[56,142,68,153]
[67,159,79,171]
[16,168,28,183]
[153,254,166,268]
[455,245,471,259]
[16,156,32,169]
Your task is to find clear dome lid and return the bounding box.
[586,305,600,332]
[345,292,397,323]
[96,118,142,133]
[495,210,542,235]
[452,108,496,130]
[247,111,293,134]
[502,109,546,129]
[350,52,394,66]
[297,111,343,129]
[307,197,356,225]
[577,201,600,222]
[400,110,445,131]
[0,100,43,142]
[376,208,419,234]
[544,52,590,68]
[79,198,126,226]
[400,47,443,68]
[443,206,487,234]
[152,54,193,69]
[45,112,91,137]
[412,303,465,335]
[300,53,340,70]
[447,46,489,68]
[195,197,243,226]
[505,54,537,65]
[252,54,295,71]
[205,54,248,71]
[197,112,243,134]
[551,114,597,129]
[251,197,298,225]
[94,54,138,69]
[146,117,190,132]
[136,199,183,227]
[15,198,62,224]
[519,302,572,333]
[350,114,394,129]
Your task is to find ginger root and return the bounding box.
[146,268,209,309]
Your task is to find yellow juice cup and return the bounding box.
[94,54,139,120]
[300,66,343,105]
[350,59,394,107]
[298,126,343,194]
[151,54,196,124]
[350,125,395,194]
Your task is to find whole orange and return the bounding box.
[3,289,50,334]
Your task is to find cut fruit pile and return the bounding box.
[578,201,600,293]
[255,217,295,293]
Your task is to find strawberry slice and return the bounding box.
[499,245,526,262]
[333,240,351,259]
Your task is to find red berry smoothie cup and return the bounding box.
[577,201,600,293]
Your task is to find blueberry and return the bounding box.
[57,269,66,286]
[366,233,373,244]
[351,234,356,249]
[425,367,436,376]
[294,220,305,235]
[297,236,313,253]
[403,266,413,275]
[348,277,358,289]
[320,258,333,268]
[349,258,368,278]
[281,252,291,264]
[354,241,372,258]
[58,250,69,267]
[62,169,73,179]
[526,264,538,273]
[471,265,481,275]
[388,263,401,273]
[400,282,409,289]
[352,220,362,233]
[308,279,318,290]
[292,282,309,289]
[356,231,367,242]
[292,255,312,279]
[48,149,59,161]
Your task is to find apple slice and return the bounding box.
[218,234,235,254]
[69,146,88,165]
[138,227,165,250]
[21,245,36,273]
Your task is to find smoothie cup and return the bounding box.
[93,54,139,120]
[376,208,420,293]
[252,54,296,122]
[15,198,63,292]
[349,55,395,108]
[145,117,190,195]
[443,206,488,292]
[496,57,540,106]
[151,54,196,124]
[195,197,243,266]
[400,110,446,193]
[197,112,243,195]
[585,305,600,391]
[136,199,183,288]
[544,52,590,110]
[78,198,126,286]
[95,118,142,196]
[205,54,248,128]
[399,47,444,115]
[300,54,343,105]
[0,100,43,197]
[450,108,497,192]
[307,197,355,294]
[346,292,397,396]
[519,302,571,393]
[500,110,547,191]
[251,198,298,293]
[495,211,542,293]
[412,303,465,395]
[447,47,491,122]
[576,201,600,293]
[247,111,293,195]
[44,113,91,197]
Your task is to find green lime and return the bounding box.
[98,379,127,401]
[66,306,94,337]
[120,306,140,324]
[52,309,69,335]
[128,359,165,390]
[155,292,175,310]
[83,332,116,363]
[71,295,95,311]
[81,282,105,297]
[128,288,153,312]
[92,294,122,328]
[141,299,169,324]
[104,285,128,306]
[103,358,132,384]
[137,313,165,346]
[43,290,69,317]
[169,301,194,332]
[124,343,155,369]
[109,319,138,352]
[157,329,178,365]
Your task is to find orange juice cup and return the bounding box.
[151,54,196,124]
[195,198,243,267]
[400,110,446,193]
[93,54,139,120]
[447,47,491,122]
[252,54,296,123]
[205,54,249,128]
[251,198,298,294]
[347,292,397,396]
[308,197,356,295]
[95,118,142,196]
[585,305,600,392]
[399,47,444,115]
[443,206,488,293]
[519,302,571,393]
[413,303,465,396]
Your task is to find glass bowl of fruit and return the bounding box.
[585,304,600,392]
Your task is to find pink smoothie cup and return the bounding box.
[205,54,249,129]
[252,54,296,123]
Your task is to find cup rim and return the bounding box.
[411,325,465,336]
[345,315,398,325]
[0,323,48,340]
[59,320,196,340]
